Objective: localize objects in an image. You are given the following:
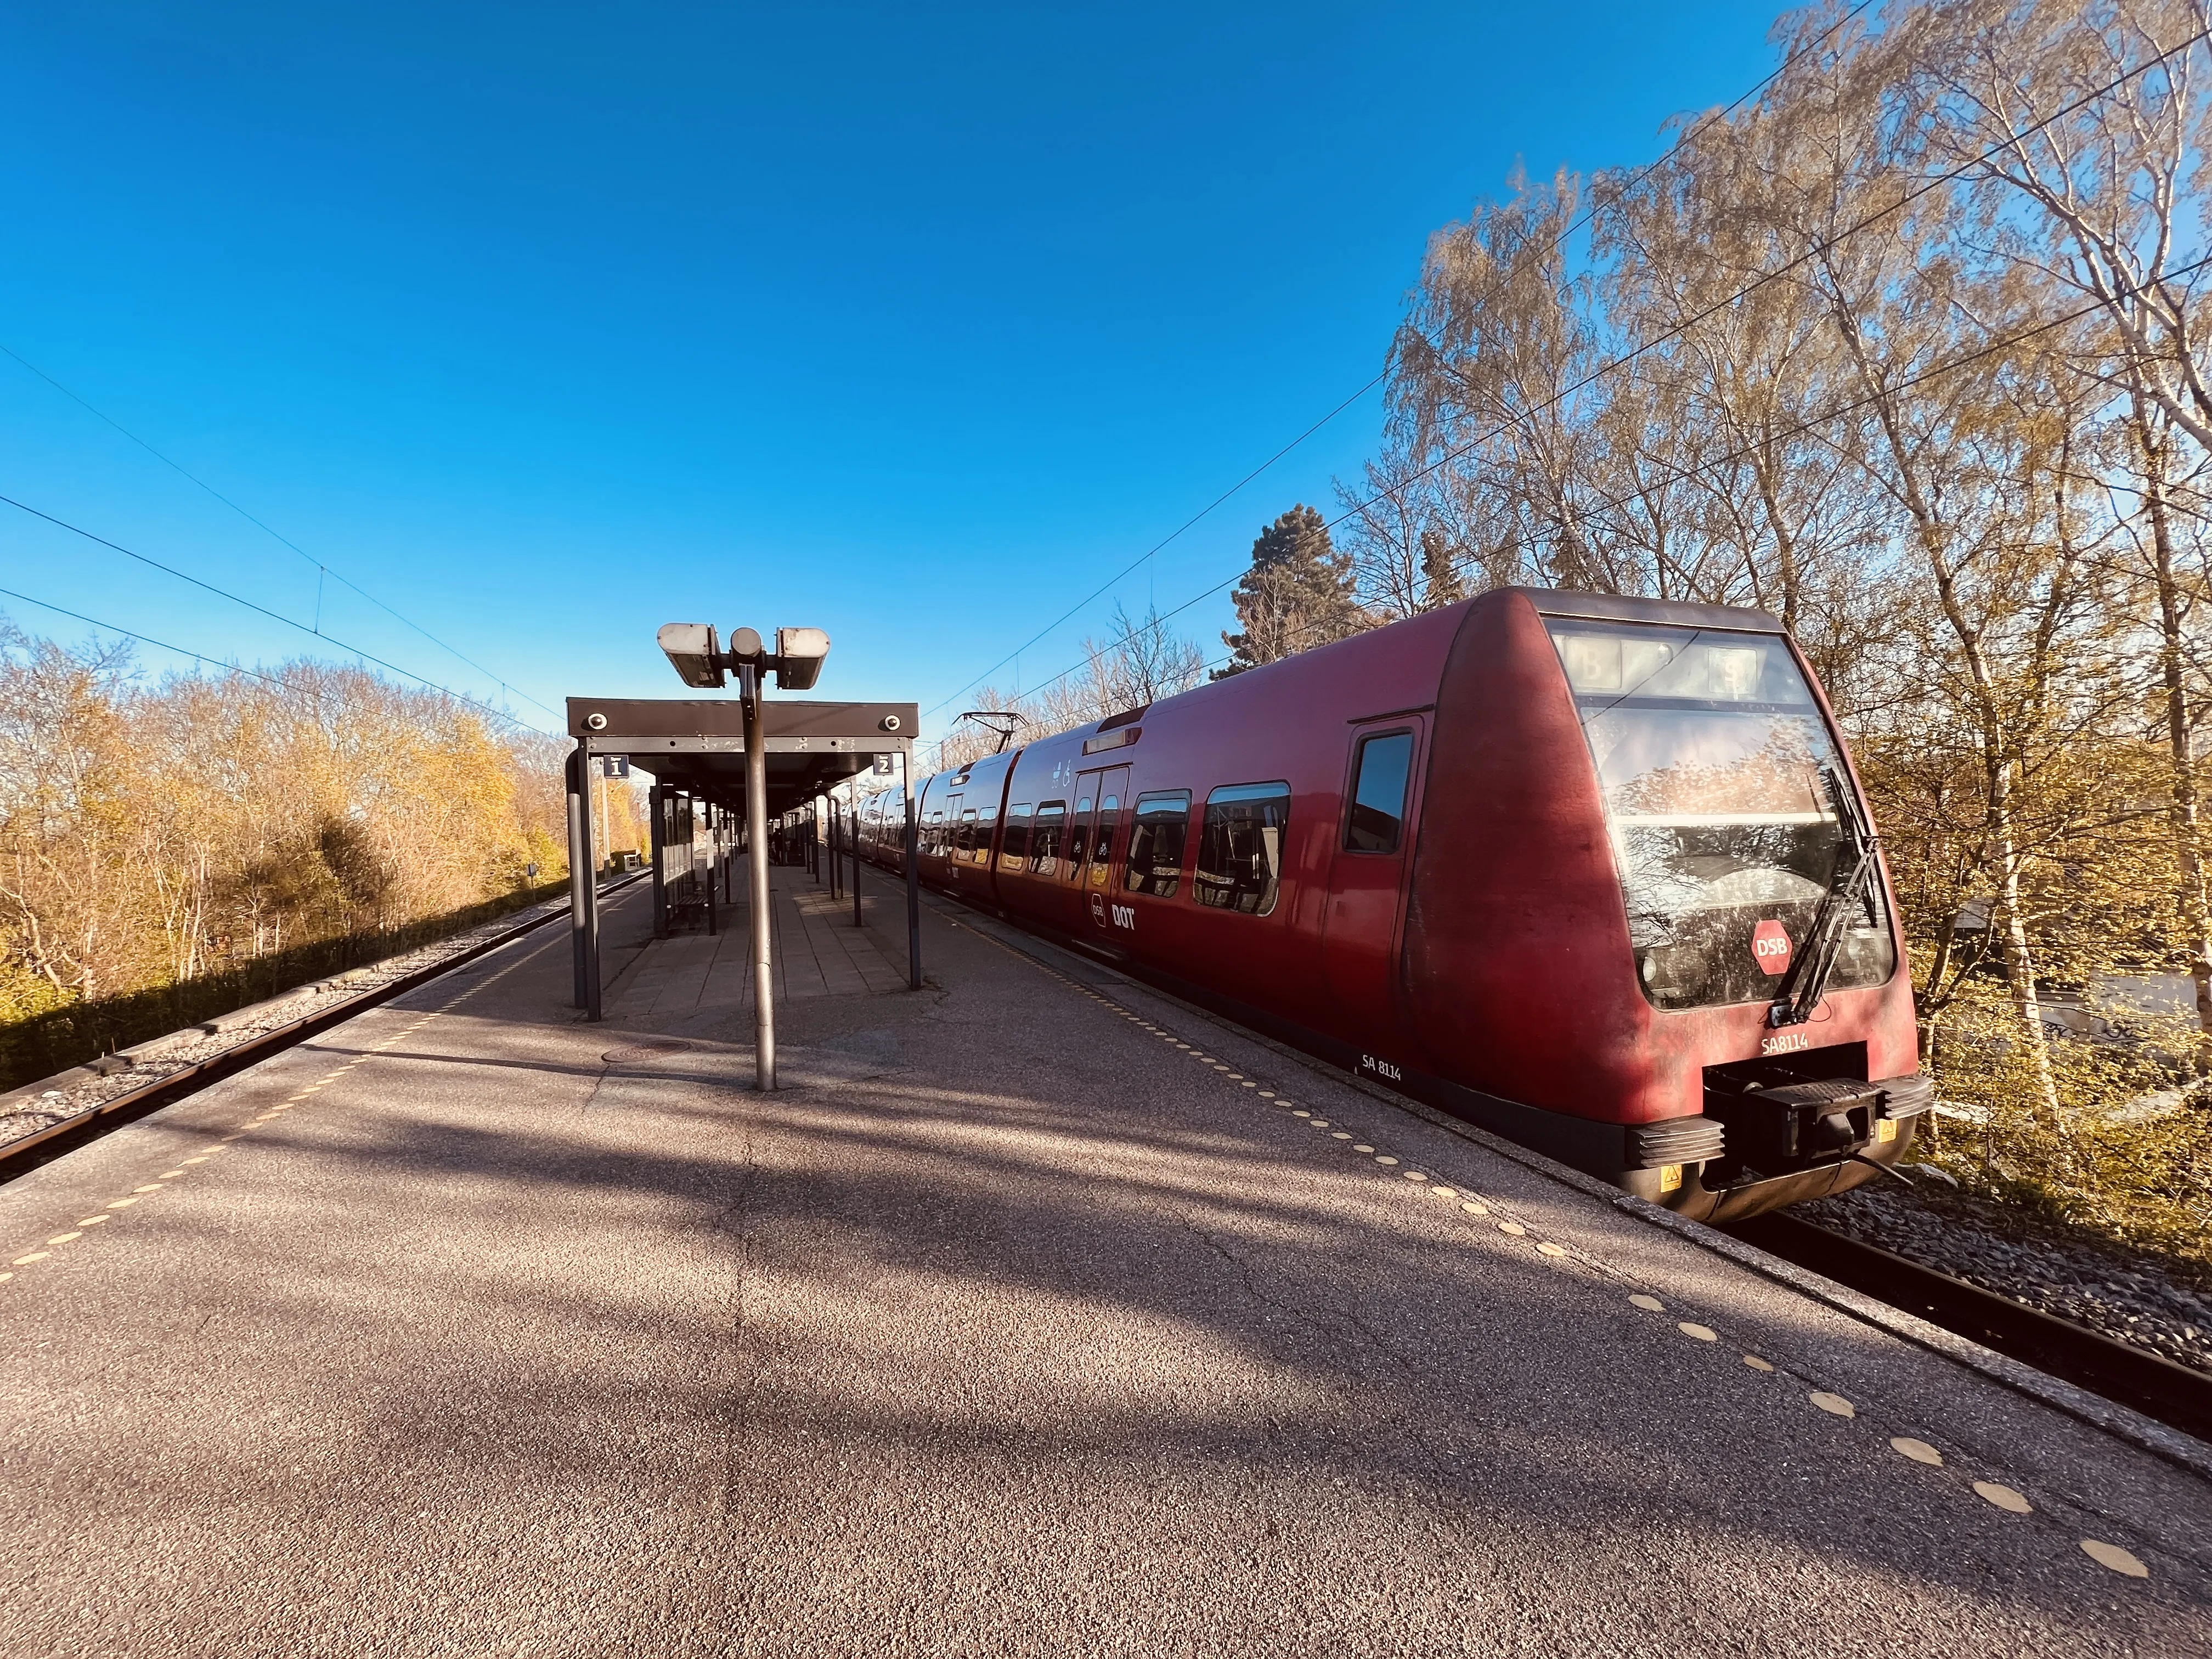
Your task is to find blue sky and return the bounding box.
[1,1,1785,747]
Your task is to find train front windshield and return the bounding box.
[1548,622,1896,1012]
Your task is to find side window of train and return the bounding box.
[1124,791,1192,899]
[1344,730,1415,854]
[924,809,945,857]
[1000,803,1032,871]
[957,809,978,860]
[1031,801,1067,875]
[975,805,997,865]
[1195,782,1291,916]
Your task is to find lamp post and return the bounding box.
[656,622,830,1094]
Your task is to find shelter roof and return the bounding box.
[566,696,915,818]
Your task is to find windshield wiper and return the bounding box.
[1769,766,1878,1029]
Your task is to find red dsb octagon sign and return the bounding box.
[1751,919,1793,975]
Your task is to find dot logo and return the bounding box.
[1751,919,1792,975]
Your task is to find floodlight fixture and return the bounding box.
[657,623,725,689]
[774,627,831,691]
[656,621,831,693]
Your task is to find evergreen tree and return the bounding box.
[1216,505,1364,678]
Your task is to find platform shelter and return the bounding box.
[563,696,921,1025]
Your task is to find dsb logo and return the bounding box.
[1751,919,1792,975]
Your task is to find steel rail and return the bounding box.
[1726,1211,2212,1446]
[0,873,649,1188]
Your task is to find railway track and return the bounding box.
[0,874,646,1188]
[1727,1211,2212,1446]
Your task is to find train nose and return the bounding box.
[1707,1076,1882,1175]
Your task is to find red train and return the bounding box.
[859,588,1929,1221]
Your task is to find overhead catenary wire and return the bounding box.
[0,583,292,689]
[941,21,2208,733]
[0,492,555,734]
[0,341,560,720]
[922,1,1883,723]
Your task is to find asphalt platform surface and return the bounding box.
[2,870,2208,1657]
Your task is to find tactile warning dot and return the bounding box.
[1742,1355,1774,1373]
[1536,1242,1566,1257]
[1629,1294,1664,1312]
[1374,1156,1399,1166]
[1809,1391,1855,1418]
[1498,1221,1526,1237]
[1461,1200,1489,1215]
[1890,1437,1943,1466]
[1402,1171,1429,1182]
[2079,1539,2148,1577]
[1331,1132,1352,1140]
[1354,1144,1375,1153]
[1973,1481,2032,1514]
[1678,1322,1718,1342]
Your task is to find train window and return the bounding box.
[957,810,978,860]
[1194,782,1290,915]
[1547,621,1897,1010]
[923,809,945,859]
[1124,792,1191,898]
[1031,801,1068,876]
[1000,804,1032,872]
[1085,793,1121,888]
[1345,731,1414,853]
[1069,794,1095,880]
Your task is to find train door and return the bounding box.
[1076,764,1130,943]
[1321,720,1425,1057]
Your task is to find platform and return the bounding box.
[605,867,909,1019]
[0,868,2206,1656]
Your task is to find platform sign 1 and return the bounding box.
[599,756,630,778]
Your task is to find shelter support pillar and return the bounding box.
[743,665,776,1091]
[649,784,667,940]
[575,748,602,1022]
[704,802,718,936]
[566,749,589,1009]
[905,787,921,991]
